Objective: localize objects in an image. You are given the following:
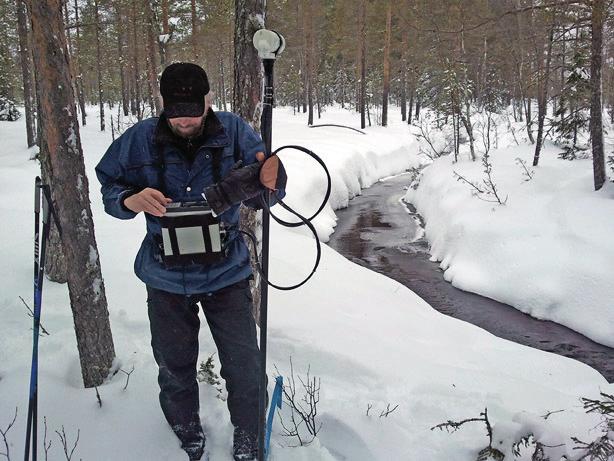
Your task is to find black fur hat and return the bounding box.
[160,63,210,118]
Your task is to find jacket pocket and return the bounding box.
[125,160,184,192]
[125,162,160,189]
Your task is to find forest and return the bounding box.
[1,0,612,189]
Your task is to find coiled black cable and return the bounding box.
[241,145,332,291]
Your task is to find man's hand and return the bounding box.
[123,188,172,217]
[259,155,287,191]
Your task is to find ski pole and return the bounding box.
[24,179,52,461]
[24,178,41,461]
[252,29,285,461]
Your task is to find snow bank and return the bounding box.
[270,106,421,240]
[406,142,614,348]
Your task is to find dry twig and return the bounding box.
[379,404,399,418]
[119,365,135,391]
[55,426,80,461]
[276,359,322,447]
[0,408,17,460]
[43,416,52,461]
[19,296,50,336]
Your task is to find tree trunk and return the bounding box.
[484,34,490,103]
[590,0,606,190]
[559,34,566,123]
[16,0,36,147]
[234,0,265,324]
[220,57,227,111]
[144,0,161,116]
[73,0,86,126]
[25,0,115,388]
[533,26,555,167]
[63,0,81,127]
[114,1,129,117]
[382,0,392,127]
[525,96,534,142]
[94,0,105,131]
[191,0,199,64]
[316,79,321,119]
[160,0,169,67]
[400,30,408,122]
[359,0,366,129]
[303,0,314,125]
[408,85,414,124]
[131,2,142,120]
[460,104,477,161]
[415,95,421,120]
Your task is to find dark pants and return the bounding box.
[146,278,260,456]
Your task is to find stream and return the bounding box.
[328,173,614,383]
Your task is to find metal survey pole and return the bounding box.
[252,28,285,461]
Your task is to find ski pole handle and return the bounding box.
[34,177,41,214]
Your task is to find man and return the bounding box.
[96,62,286,461]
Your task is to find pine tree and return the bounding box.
[25,0,116,388]
[552,38,591,159]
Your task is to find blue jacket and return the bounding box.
[96,110,275,295]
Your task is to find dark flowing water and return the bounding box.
[328,174,614,383]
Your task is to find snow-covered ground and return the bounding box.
[0,106,611,461]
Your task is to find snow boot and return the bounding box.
[185,441,206,461]
[180,424,206,461]
[232,427,258,461]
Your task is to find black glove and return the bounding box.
[203,161,265,215]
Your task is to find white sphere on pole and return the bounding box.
[253,29,285,59]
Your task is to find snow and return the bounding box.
[0,106,611,461]
[66,122,78,153]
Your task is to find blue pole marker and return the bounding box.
[265,376,283,459]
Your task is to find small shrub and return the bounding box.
[197,354,224,399]
[0,97,21,121]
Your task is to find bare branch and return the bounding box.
[541,408,565,419]
[453,171,486,194]
[55,426,80,461]
[19,296,50,335]
[43,416,52,461]
[95,387,102,408]
[431,416,486,433]
[379,404,399,418]
[276,358,322,447]
[119,365,135,391]
[515,157,535,181]
[0,407,18,460]
[410,0,586,35]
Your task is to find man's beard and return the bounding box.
[167,114,206,139]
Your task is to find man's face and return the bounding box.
[167,97,210,138]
